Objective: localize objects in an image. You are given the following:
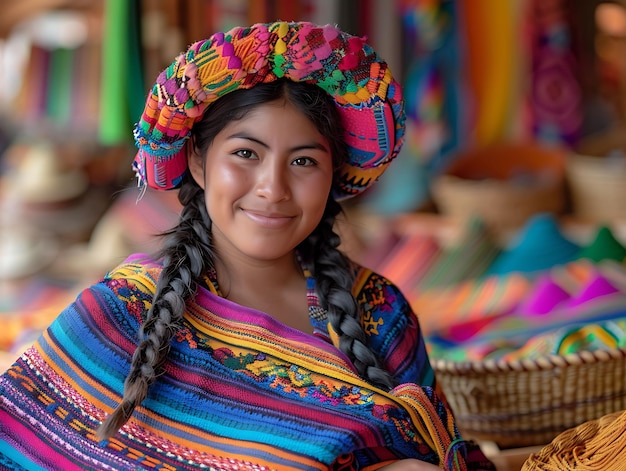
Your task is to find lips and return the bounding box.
[241,209,295,228]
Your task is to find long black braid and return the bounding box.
[300,197,397,391]
[97,177,213,440]
[97,79,395,440]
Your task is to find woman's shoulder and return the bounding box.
[104,252,163,285]
[348,260,433,386]
[41,254,164,345]
[348,261,412,327]
[93,253,163,312]
[349,261,406,302]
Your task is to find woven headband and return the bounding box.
[132,21,406,199]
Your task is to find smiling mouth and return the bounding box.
[242,209,294,228]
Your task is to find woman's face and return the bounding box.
[189,99,334,263]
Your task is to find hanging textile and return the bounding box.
[526,0,583,145]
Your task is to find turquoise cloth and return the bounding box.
[486,213,580,276]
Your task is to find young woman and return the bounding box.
[0,21,494,470]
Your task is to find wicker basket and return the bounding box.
[432,347,626,449]
[431,175,565,233]
[431,142,566,233]
[566,153,626,223]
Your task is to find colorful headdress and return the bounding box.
[132,21,406,199]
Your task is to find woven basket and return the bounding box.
[566,153,626,223]
[432,346,626,449]
[431,175,565,233]
[431,142,566,233]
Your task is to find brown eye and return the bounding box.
[292,157,315,167]
[235,149,256,159]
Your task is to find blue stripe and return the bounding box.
[0,441,48,471]
[145,381,345,465]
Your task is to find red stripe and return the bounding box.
[165,360,383,445]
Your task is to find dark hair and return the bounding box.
[97,79,395,440]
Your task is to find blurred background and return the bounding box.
[4,2,626,464]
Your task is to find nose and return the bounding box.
[254,159,291,202]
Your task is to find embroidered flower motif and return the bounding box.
[207,346,376,406]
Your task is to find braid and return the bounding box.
[306,199,396,391]
[97,176,213,440]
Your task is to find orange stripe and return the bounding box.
[35,333,117,414]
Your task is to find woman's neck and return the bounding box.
[213,251,311,332]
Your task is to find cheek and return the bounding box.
[214,165,241,185]
[204,166,248,212]
[205,163,247,193]
[297,178,331,219]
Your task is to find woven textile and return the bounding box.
[0,254,493,470]
[418,217,500,289]
[430,267,626,362]
[485,213,580,277]
[575,225,626,263]
[132,21,405,199]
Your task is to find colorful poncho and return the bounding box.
[0,254,493,470]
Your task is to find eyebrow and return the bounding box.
[227,132,329,153]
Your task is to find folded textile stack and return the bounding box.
[366,213,626,345]
[418,216,501,289]
[485,213,581,276]
[428,260,626,362]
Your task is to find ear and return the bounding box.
[187,147,206,189]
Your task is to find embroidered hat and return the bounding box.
[132,21,406,199]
